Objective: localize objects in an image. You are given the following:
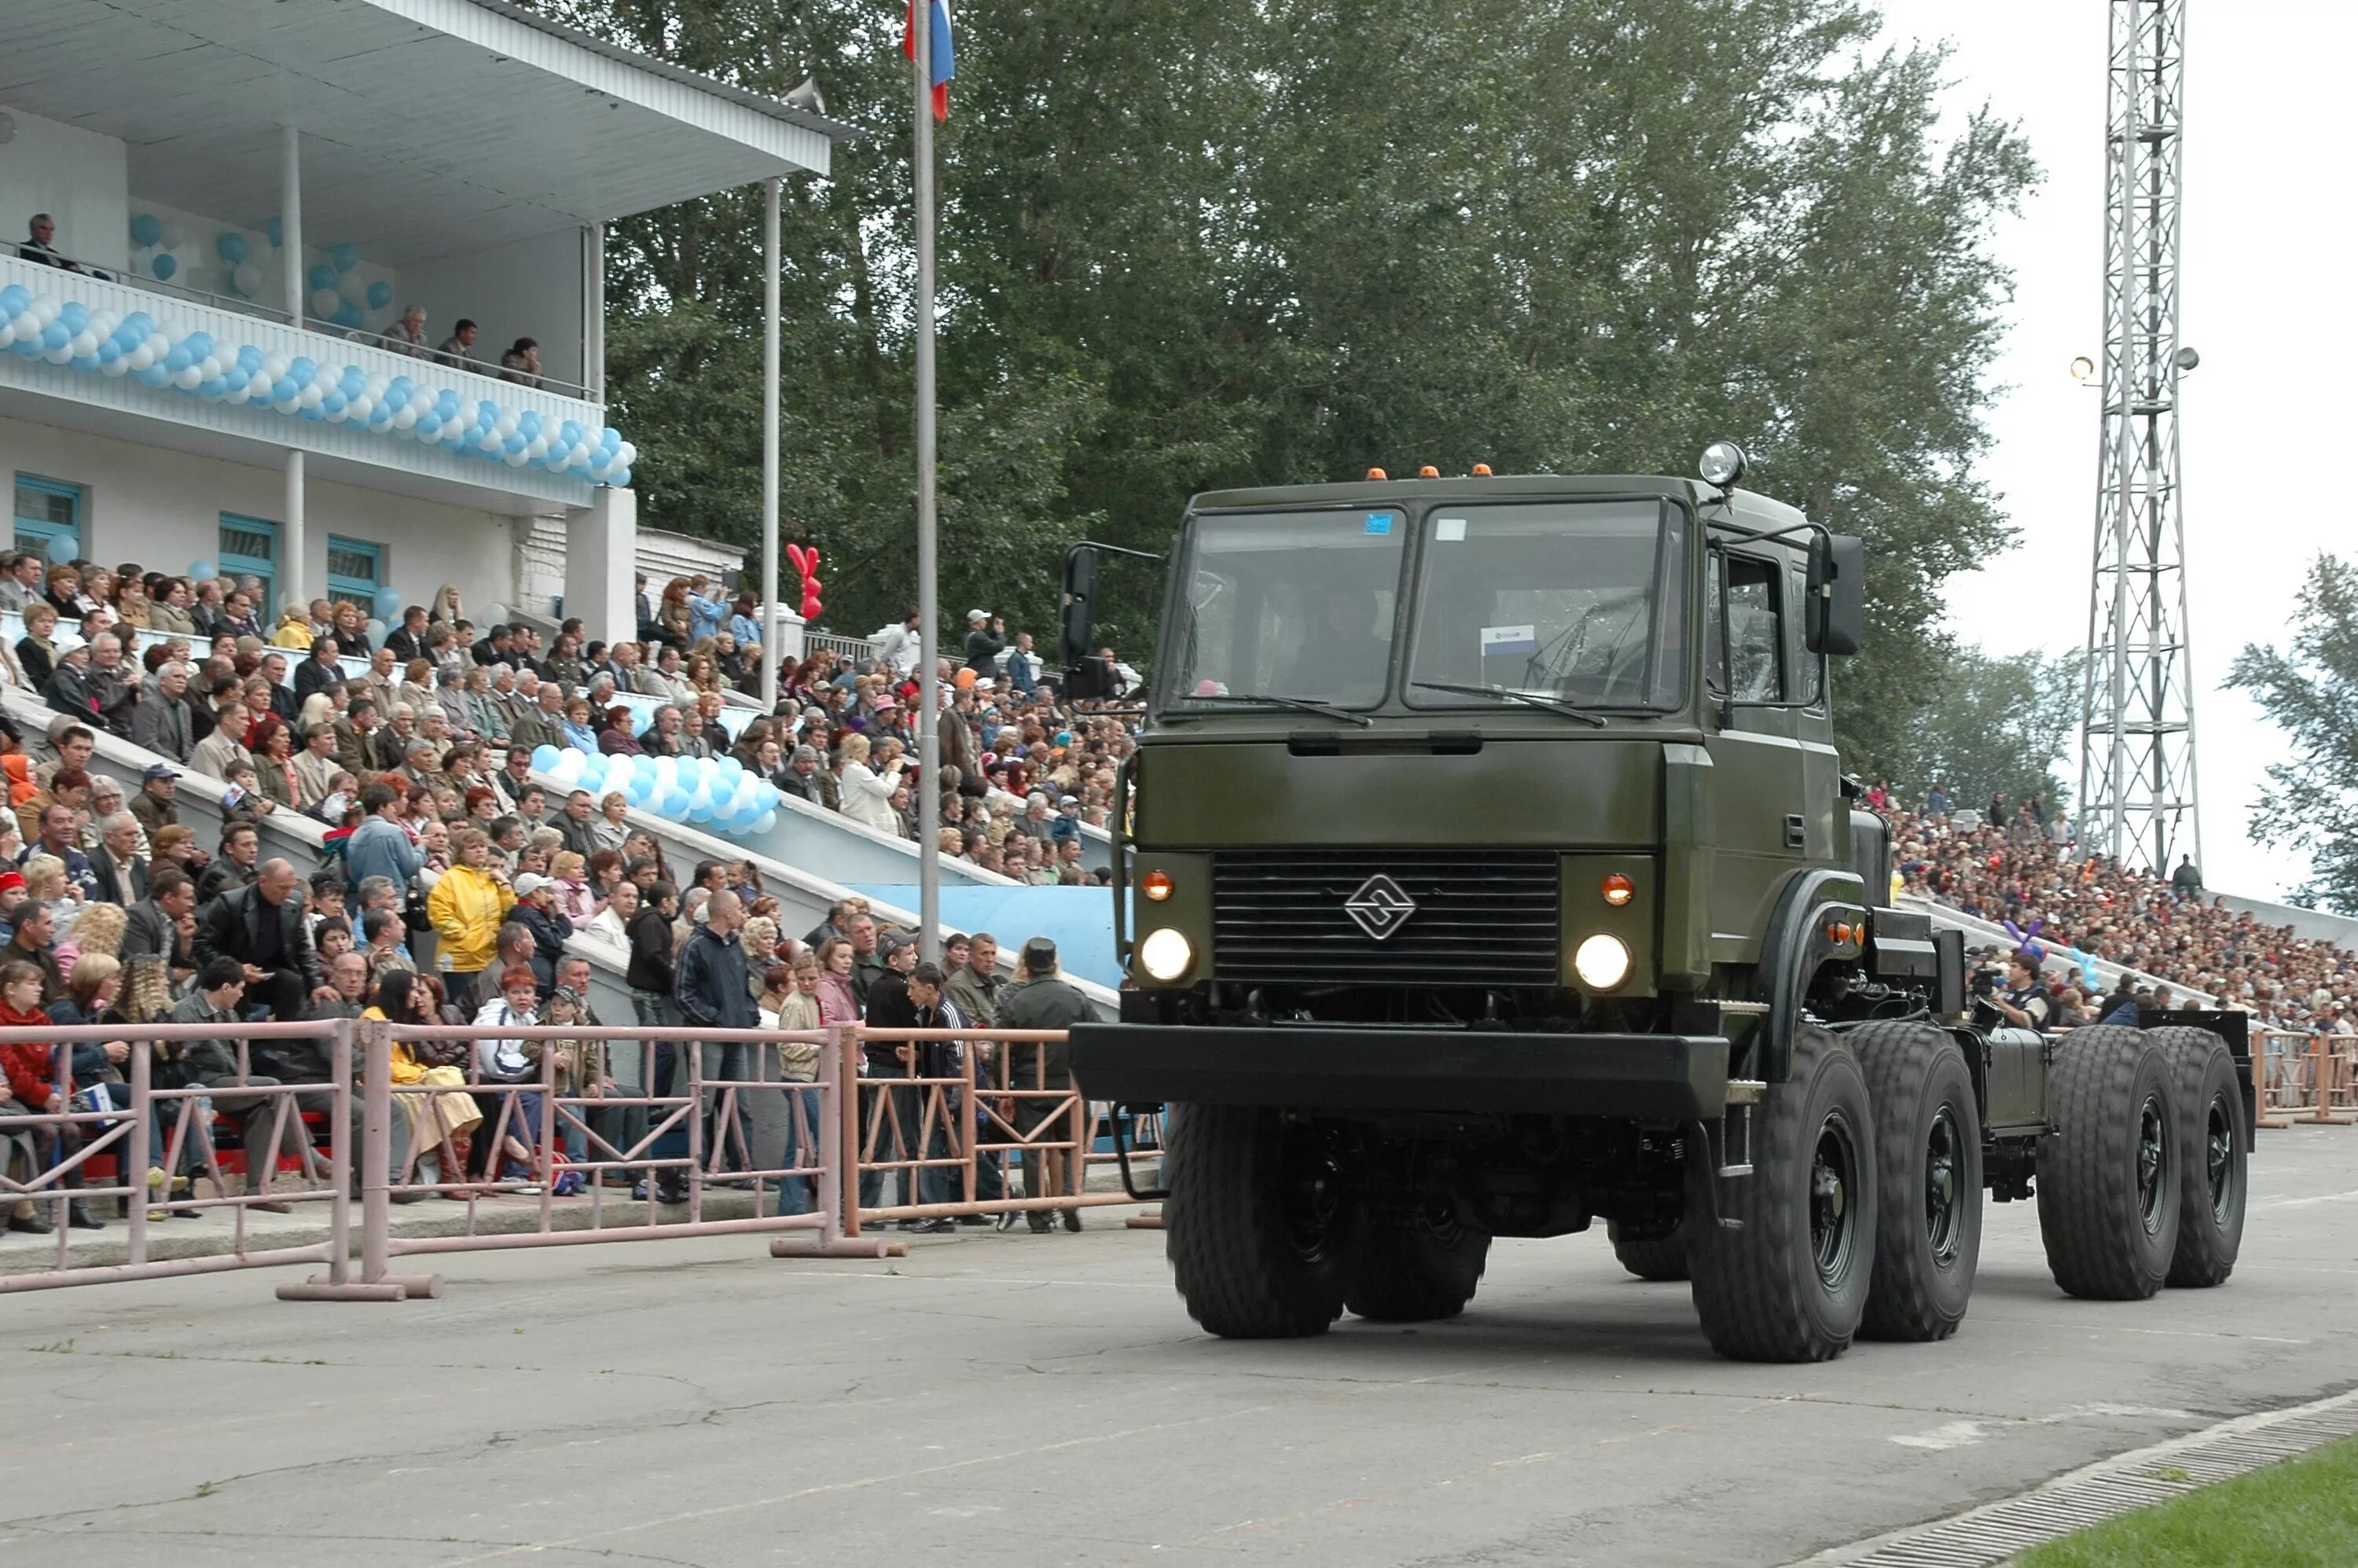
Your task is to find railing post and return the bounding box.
[279,1022,408,1302]
[125,1031,149,1268]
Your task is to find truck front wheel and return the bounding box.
[1165,1103,1350,1338]
[1342,1207,1490,1321]
[1689,1024,1877,1362]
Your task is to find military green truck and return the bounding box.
[1063,446,2252,1363]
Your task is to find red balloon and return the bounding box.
[800,594,823,621]
[805,548,820,572]
[784,542,808,575]
[802,575,821,596]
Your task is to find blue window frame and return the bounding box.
[219,513,278,619]
[13,476,83,562]
[325,535,380,611]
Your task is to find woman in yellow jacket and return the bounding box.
[426,826,513,993]
[268,606,316,649]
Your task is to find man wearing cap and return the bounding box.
[963,610,1005,678]
[130,763,182,840]
[509,872,574,997]
[995,937,1096,1232]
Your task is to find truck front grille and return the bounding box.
[1211,850,1560,987]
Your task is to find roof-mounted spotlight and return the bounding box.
[1699,440,1749,489]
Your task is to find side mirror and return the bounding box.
[1058,545,1100,669]
[1805,533,1865,656]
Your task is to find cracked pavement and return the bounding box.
[2,1126,2355,1566]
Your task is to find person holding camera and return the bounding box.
[1990,956,2052,1031]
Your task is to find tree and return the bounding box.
[2227,554,2358,912]
[533,0,2037,744]
[1879,642,2082,821]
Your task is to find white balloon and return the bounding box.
[309,288,340,318]
[69,332,97,357]
[125,345,155,371]
[612,441,637,468]
[347,395,373,420]
[232,262,263,296]
[42,344,72,365]
[392,405,417,430]
[503,446,528,466]
[263,351,289,376]
[298,383,323,408]
[144,332,170,358]
[244,373,272,400]
[87,310,118,335]
[223,382,249,401]
[174,364,203,388]
[196,355,221,380]
[101,354,130,377]
[159,219,187,250]
[493,411,518,439]
[338,271,369,305]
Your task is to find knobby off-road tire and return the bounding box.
[1607,1220,1689,1282]
[1690,1024,1877,1363]
[1164,1103,1348,1338]
[1852,1021,1983,1342]
[2144,1025,2247,1288]
[2037,1026,2181,1301]
[1342,1210,1491,1321]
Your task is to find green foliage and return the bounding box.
[2228,554,2358,912]
[1872,641,2082,817]
[533,0,2034,751]
[2018,1436,2358,1568]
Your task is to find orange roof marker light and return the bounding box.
[1366,467,1388,481]
[1472,463,1493,476]
[1418,465,1440,478]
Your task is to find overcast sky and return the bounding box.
[1868,0,2343,901]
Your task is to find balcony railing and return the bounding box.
[0,252,632,498]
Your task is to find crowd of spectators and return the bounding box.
[0,569,1122,1239]
[1874,780,2358,1039]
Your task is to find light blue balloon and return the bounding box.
[297,405,323,422]
[221,367,246,391]
[320,391,347,414]
[130,214,163,248]
[365,280,392,310]
[97,341,121,365]
[216,232,248,264]
[0,286,28,315]
[46,534,78,564]
[607,467,632,489]
[530,745,560,773]
[138,363,171,387]
[665,789,691,817]
[150,253,177,281]
[42,323,71,351]
[751,810,777,835]
[332,303,363,329]
[331,242,359,273]
[307,264,335,292]
[266,216,283,248]
[415,413,442,439]
[189,558,216,579]
[373,586,402,618]
[58,303,88,332]
[288,355,315,384]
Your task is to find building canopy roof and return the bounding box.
[2,0,859,266]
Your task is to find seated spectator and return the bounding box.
[498,337,542,387]
[384,305,431,358]
[436,318,482,372]
[161,957,326,1212]
[15,600,61,689]
[20,212,108,279]
[193,857,336,1022]
[471,964,549,1186]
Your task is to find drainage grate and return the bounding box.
[1817,1389,2358,1567]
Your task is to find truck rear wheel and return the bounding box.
[1342,1208,1490,1320]
[1690,1024,1877,1362]
[2037,1026,2180,1301]
[1165,1103,1349,1338]
[2145,1026,2247,1288]
[1607,1220,1689,1282]
[1853,1022,1982,1342]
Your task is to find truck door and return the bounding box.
[1704,548,1805,964]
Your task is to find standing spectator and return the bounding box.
[508,872,573,996]
[2172,854,2203,900]
[995,937,1096,1232]
[673,889,756,1181]
[1005,632,1039,696]
[943,931,1001,1027]
[963,609,1005,677]
[131,660,194,761]
[342,782,421,898]
[425,827,512,996]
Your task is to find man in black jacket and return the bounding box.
[383,605,432,664]
[293,637,344,703]
[508,874,574,997]
[192,858,336,1023]
[626,883,680,1195]
[673,890,756,1192]
[124,865,197,983]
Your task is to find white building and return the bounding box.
[0,0,849,646]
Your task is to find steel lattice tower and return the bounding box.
[2078,0,2199,875]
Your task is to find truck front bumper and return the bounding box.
[1068,1024,1732,1122]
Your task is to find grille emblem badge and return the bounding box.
[1343,873,1418,941]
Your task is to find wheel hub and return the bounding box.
[2205,1097,2236,1223]
[1810,1114,1860,1287]
[1923,1105,1963,1263]
[2136,1092,2171,1235]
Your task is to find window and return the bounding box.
[1708,553,1784,703]
[219,514,278,619]
[13,476,82,561]
[325,536,380,611]
[1163,509,1408,711]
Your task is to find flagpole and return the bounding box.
[913,2,942,964]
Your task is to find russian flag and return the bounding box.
[904,0,955,122]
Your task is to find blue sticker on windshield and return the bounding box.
[1364,512,1393,535]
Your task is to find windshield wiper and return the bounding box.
[1409,681,1607,725]
[1177,693,1374,726]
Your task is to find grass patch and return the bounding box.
[2018,1434,2358,1567]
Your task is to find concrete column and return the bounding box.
[584,223,605,403]
[759,177,780,710]
[567,487,637,651]
[282,449,305,609]
[281,126,303,325]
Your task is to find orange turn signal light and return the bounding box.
[1472,463,1493,476]
[1142,870,1173,902]
[1367,467,1388,480]
[1601,873,1635,907]
[1418,465,1440,478]
[1825,921,1855,944]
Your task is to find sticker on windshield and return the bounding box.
[1435,516,1467,542]
[1481,624,1538,659]
[1364,512,1393,535]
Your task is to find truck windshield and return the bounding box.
[1164,508,1407,712]
[1404,499,1687,711]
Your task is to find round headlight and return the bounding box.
[1574,933,1633,991]
[1138,927,1195,982]
[1699,439,1748,488]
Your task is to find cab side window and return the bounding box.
[1706,553,1784,703]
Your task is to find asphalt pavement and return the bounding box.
[3,1126,2354,1567]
